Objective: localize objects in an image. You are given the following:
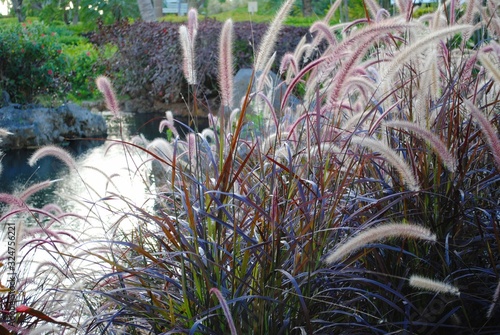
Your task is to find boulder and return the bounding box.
[232,68,299,114]
[0,103,107,150]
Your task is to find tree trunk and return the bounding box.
[302,0,312,17]
[137,0,157,22]
[12,0,25,22]
[72,0,80,24]
[154,0,163,19]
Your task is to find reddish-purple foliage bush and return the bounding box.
[90,20,309,104]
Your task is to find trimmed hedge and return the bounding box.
[90,19,310,105]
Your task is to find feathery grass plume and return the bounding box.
[218,19,234,108]
[187,8,198,42]
[0,128,12,137]
[147,138,175,162]
[254,0,295,72]
[303,0,342,60]
[279,53,298,80]
[256,52,276,108]
[464,100,500,170]
[478,52,500,84]
[385,120,457,172]
[486,0,500,37]
[210,288,237,335]
[325,223,436,264]
[282,20,414,109]
[363,0,382,18]
[417,49,441,116]
[186,132,197,166]
[381,24,472,92]
[0,193,25,207]
[458,0,477,44]
[487,280,500,319]
[159,119,179,138]
[179,25,196,85]
[409,275,460,296]
[309,21,337,47]
[28,145,77,170]
[96,76,120,118]
[350,136,420,191]
[19,180,60,202]
[159,111,179,138]
[449,0,458,25]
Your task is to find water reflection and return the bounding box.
[0,113,161,205]
[1,112,208,212]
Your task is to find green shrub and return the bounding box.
[0,21,70,104]
[65,43,109,101]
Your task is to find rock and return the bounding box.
[1,91,10,108]
[232,68,299,114]
[0,103,107,150]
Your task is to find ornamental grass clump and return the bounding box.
[2,0,499,333]
[0,175,91,333]
[76,0,500,333]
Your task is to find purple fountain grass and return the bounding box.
[409,275,460,296]
[18,180,61,202]
[186,132,197,167]
[0,193,25,208]
[0,128,12,137]
[279,53,298,80]
[187,8,198,42]
[309,21,338,48]
[449,0,459,25]
[218,19,234,109]
[485,0,500,37]
[395,0,414,21]
[281,19,415,109]
[460,0,477,25]
[254,0,295,72]
[255,52,277,113]
[96,76,120,118]
[385,120,457,172]
[381,24,473,93]
[363,0,382,19]
[159,112,180,139]
[487,280,500,319]
[41,204,64,216]
[147,138,176,164]
[415,49,441,113]
[209,288,237,335]
[460,53,478,91]
[70,3,500,333]
[350,136,420,191]
[303,0,342,60]
[478,52,500,84]
[28,145,77,170]
[464,100,500,171]
[179,25,196,85]
[325,223,436,263]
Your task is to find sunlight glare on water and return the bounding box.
[54,115,157,237]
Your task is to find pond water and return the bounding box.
[0,112,206,209]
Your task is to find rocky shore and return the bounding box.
[0,102,107,150]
